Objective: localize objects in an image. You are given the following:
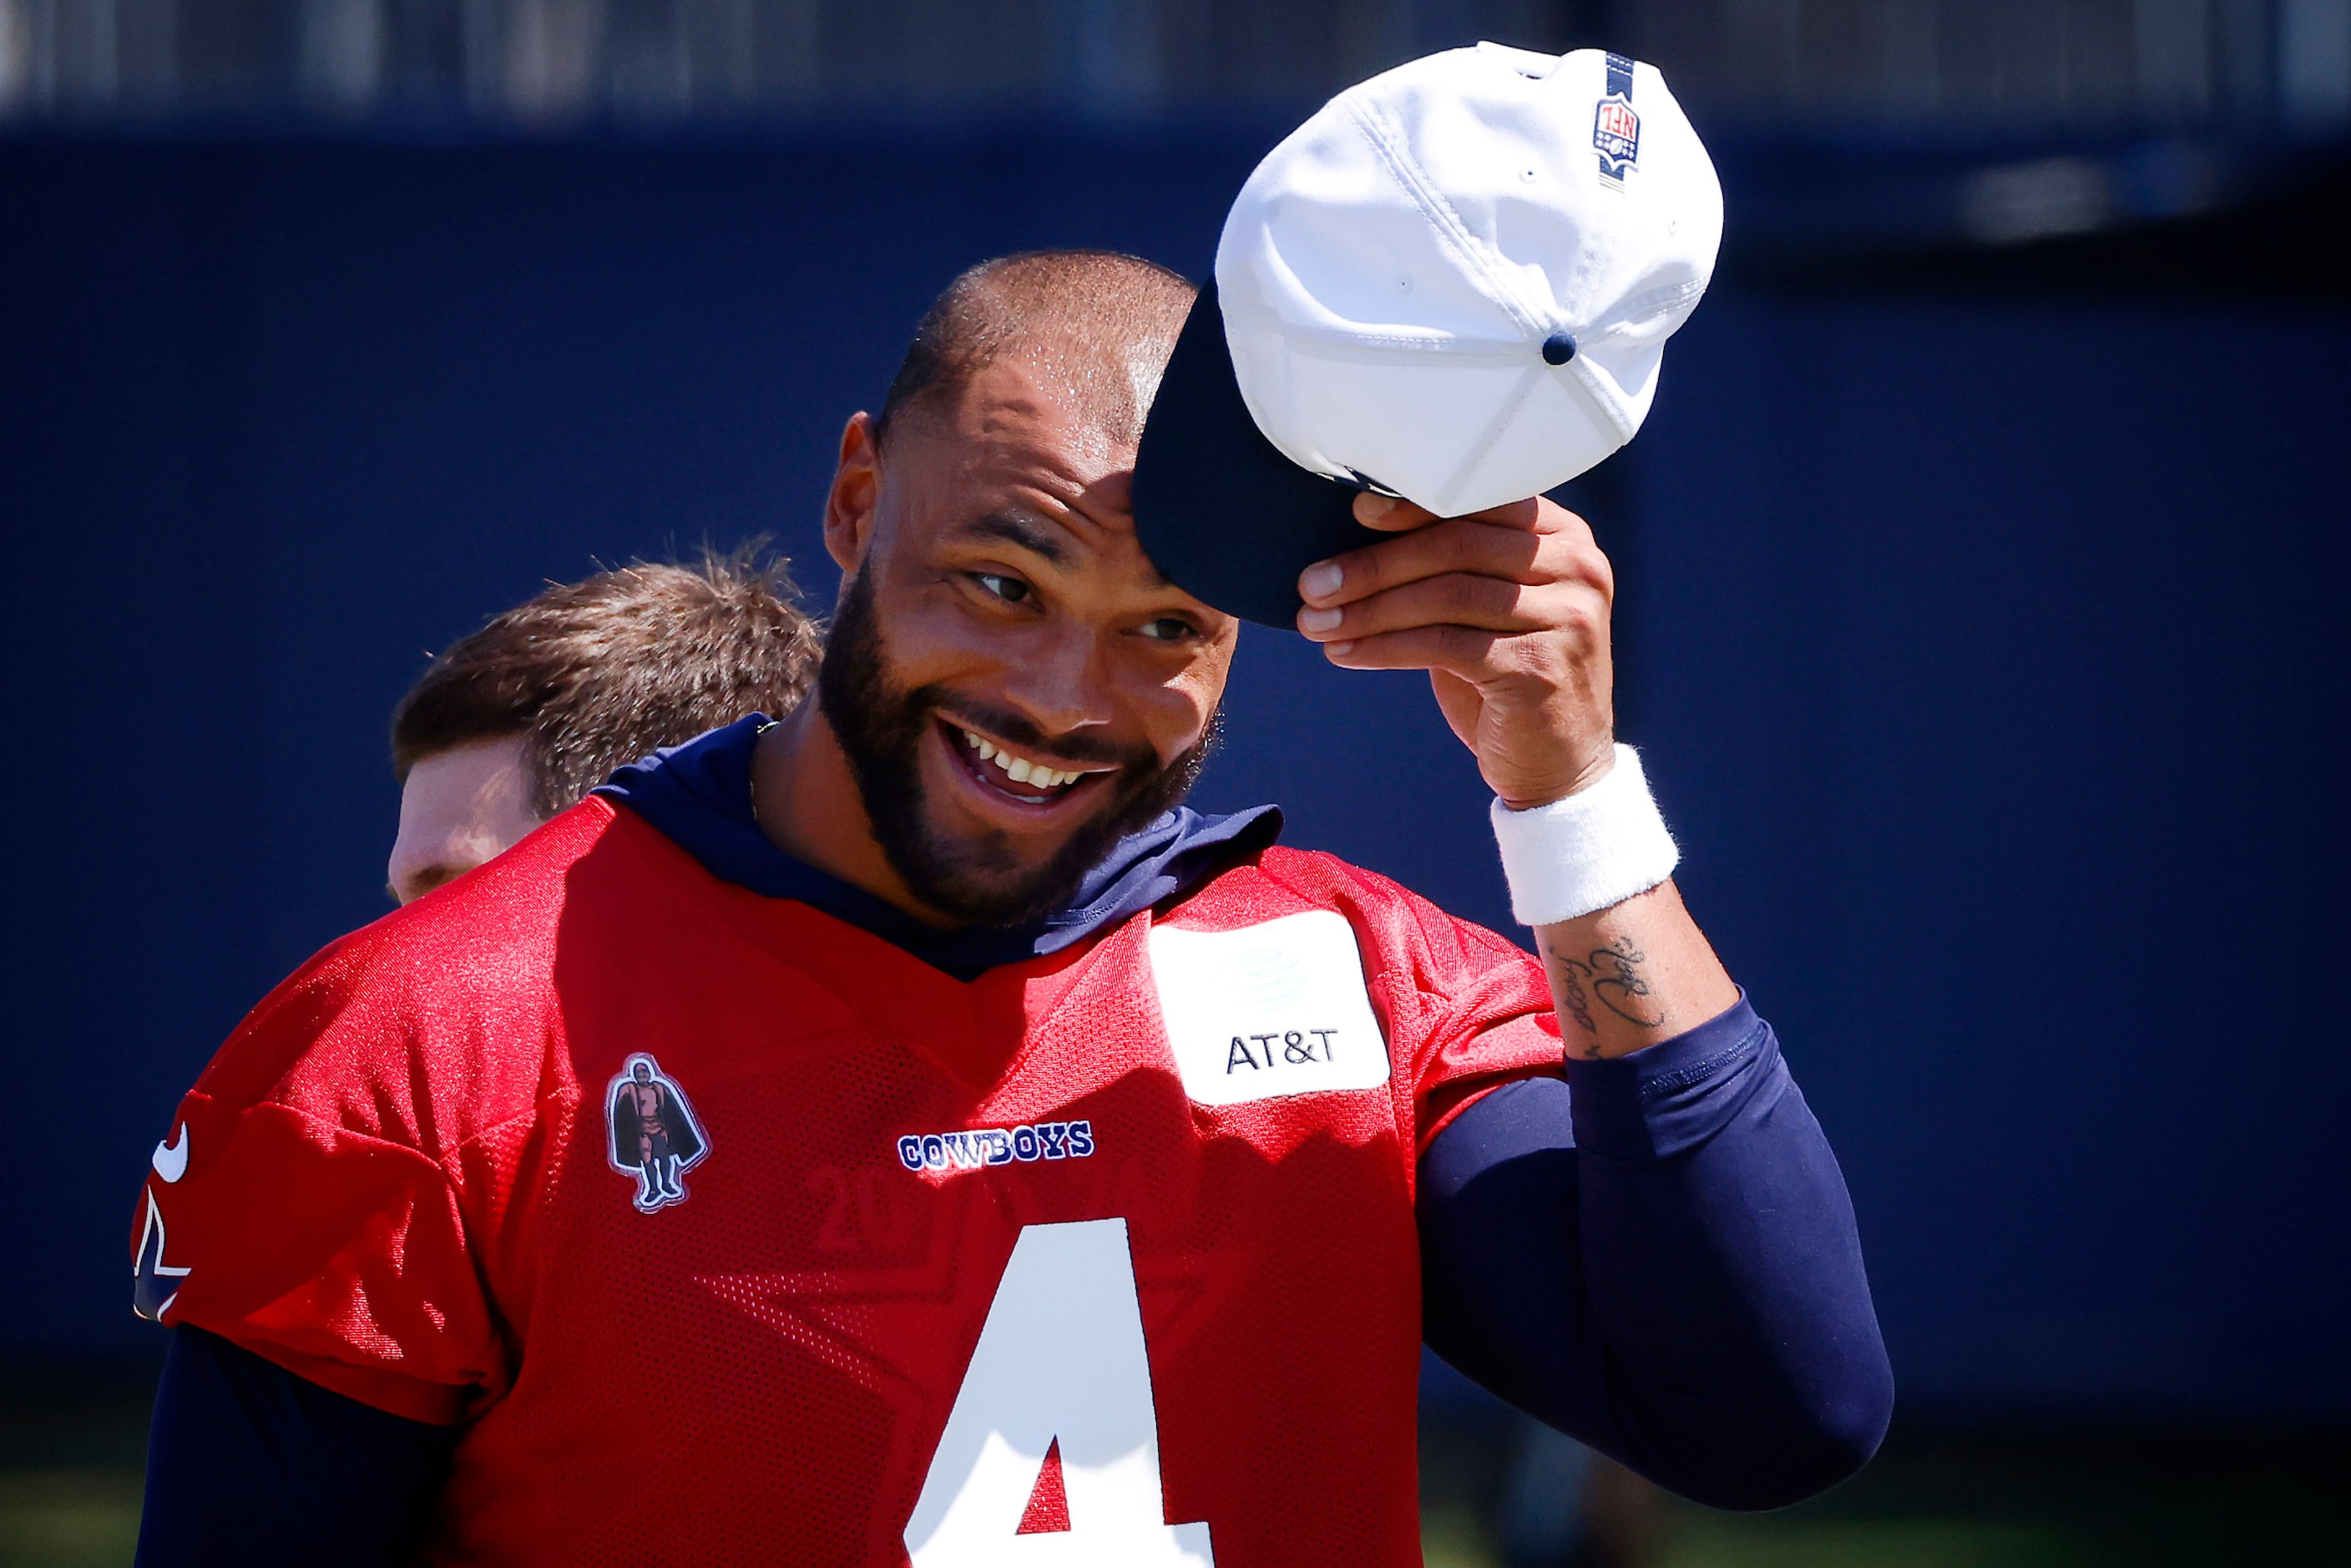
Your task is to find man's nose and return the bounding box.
[999,621,1115,740]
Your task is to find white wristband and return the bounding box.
[1489,744,1681,926]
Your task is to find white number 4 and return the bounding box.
[904,1219,1215,1565]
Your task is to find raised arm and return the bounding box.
[1297,493,1893,1507]
[1293,489,1735,1054]
[1417,994,1891,1509]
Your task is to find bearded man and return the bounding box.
[130,250,1890,1565]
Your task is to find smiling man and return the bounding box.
[758,256,1236,937]
[131,243,1889,1565]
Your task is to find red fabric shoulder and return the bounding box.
[1179,845,1564,1155]
[133,800,624,1421]
[1248,845,1549,992]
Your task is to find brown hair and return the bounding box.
[391,542,822,817]
[873,249,1197,451]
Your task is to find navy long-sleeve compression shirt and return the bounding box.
[1420,994,1892,1510]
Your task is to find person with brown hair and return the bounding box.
[384,544,822,904]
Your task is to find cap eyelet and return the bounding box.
[1540,331,1577,366]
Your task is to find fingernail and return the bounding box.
[1299,562,1343,599]
[1359,493,1401,520]
[1297,605,1343,634]
[1327,640,1354,657]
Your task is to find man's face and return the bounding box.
[818,354,1238,927]
[387,735,544,904]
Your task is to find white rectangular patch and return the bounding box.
[1148,911,1390,1106]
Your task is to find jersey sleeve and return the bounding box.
[1256,850,1563,1156]
[1397,907,1565,1154]
[131,941,513,1426]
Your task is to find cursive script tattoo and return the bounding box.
[1539,933,1665,1055]
[1585,936,1664,1028]
[1540,935,1602,1050]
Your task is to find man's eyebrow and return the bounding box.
[955,510,1070,568]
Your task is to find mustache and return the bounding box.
[923,692,1160,772]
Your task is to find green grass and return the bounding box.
[1658,1517,2086,1568]
[1421,1502,1498,1567]
[0,1474,140,1568]
[1422,1508,2091,1568]
[0,1395,2343,1568]
[0,1479,2101,1568]
[1418,1413,2351,1568]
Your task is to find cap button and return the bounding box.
[1540,331,1577,366]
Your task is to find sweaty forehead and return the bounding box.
[885,360,1196,595]
[929,352,1143,499]
[1000,327,1169,452]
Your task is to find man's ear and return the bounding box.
[824,412,884,573]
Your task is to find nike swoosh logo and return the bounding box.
[152,1124,190,1184]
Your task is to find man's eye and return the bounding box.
[1138,617,1197,642]
[973,573,1030,604]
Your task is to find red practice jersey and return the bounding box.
[134,798,1561,1565]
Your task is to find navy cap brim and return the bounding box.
[1132,281,1379,629]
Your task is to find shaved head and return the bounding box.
[873,250,1197,457]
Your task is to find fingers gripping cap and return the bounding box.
[1132,43,1723,626]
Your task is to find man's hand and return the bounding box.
[1294,491,1614,810]
[1295,489,1738,1059]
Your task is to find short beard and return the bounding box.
[816,569,1217,928]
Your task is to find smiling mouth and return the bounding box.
[940,719,1115,807]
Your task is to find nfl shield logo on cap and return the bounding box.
[1593,52,1641,180]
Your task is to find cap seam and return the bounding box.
[1434,361,1550,508]
[1565,356,1636,441]
[1608,275,1708,330]
[1344,95,1551,343]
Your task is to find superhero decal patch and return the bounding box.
[1148,910,1390,1106]
[606,1053,710,1212]
[1593,51,1640,183]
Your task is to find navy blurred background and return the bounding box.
[3,0,2349,1557]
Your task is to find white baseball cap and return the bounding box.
[1135,43,1724,626]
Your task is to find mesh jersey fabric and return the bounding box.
[132,797,1562,1565]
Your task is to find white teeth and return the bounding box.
[958,726,1090,792]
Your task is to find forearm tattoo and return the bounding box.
[1539,933,1665,1056]
[1585,936,1664,1027]
[1547,945,1600,1039]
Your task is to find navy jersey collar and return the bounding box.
[594,714,1281,980]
